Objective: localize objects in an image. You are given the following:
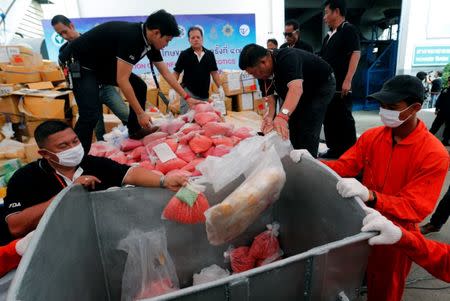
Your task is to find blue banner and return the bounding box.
[42,14,255,74]
[413,46,450,66]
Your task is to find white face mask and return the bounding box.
[379,105,414,128]
[49,143,84,167]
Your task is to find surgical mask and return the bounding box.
[49,143,84,167]
[379,105,414,128]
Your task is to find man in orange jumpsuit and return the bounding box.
[290,75,449,300]
[362,208,450,283]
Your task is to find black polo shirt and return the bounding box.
[280,40,314,53]
[59,21,163,84]
[4,155,130,218]
[431,78,443,93]
[173,47,218,99]
[319,21,360,88]
[272,48,333,101]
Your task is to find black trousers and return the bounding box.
[430,186,450,228]
[323,92,357,157]
[288,75,336,157]
[430,112,450,142]
[72,69,146,152]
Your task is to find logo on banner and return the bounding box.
[178,25,186,39]
[51,32,65,47]
[222,24,234,37]
[239,24,250,37]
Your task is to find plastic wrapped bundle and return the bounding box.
[121,139,144,152]
[189,135,213,154]
[203,122,234,137]
[194,112,221,126]
[193,264,230,285]
[249,223,283,266]
[224,246,255,273]
[204,147,286,245]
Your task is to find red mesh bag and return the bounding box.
[143,132,169,145]
[211,135,234,147]
[225,246,256,273]
[189,135,213,154]
[203,122,234,137]
[155,158,187,174]
[194,112,220,126]
[194,103,214,113]
[162,183,209,224]
[175,144,196,162]
[249,223,283,267]
[121,138,144,152]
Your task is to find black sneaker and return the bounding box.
[420,223,441,235]
[129,126,160,140]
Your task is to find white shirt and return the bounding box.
[56,167,84,186]
[194,51,205,62]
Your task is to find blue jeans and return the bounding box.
[95,85,129,140]
[430,93,440,108]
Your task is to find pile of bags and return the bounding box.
[89,103,255,178]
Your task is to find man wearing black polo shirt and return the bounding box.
[239,44,335,157]
[171,26,223,114]
[319,0,361,159]
[59,10,202,151]
[279,20,313,53]
[4,121,187,239]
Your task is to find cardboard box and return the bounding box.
[24,138,40,162]
[0,46,9,64]
[39,66,65,82]
[25,81,54,90]
[241,72,257,93]
[21,96,65,119]
[157,75,171,95]
[233,93,254,111]
[24,120,46,137]
[3,65,41,84]
[147,88,158,107]
[253,98,266,116]
[221,71,242,96]
[0,95,21,122]
[224,96,232,112]
[0,84,22,96]
[8,46,43,68]
[103,114,122,133]
[158,95,168,114]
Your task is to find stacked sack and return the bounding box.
[89,103,255,177]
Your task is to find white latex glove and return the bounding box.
[218,86,225,101]
[168,89,177,102]
[361,208,402,245]
[290,149,313,163]
[15,230,35,256]
[336,178,370,202]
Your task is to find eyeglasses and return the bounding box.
[283,30,298,37]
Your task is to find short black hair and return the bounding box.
[267,38,278,46]
[323,0,347,17]
[188,26,203,38]
[285,19,299,31]
[416,71,427,81]
[145,9,180,37]
[51,15,71,27]
[436,70,443,77]
[239,44,269,70]
[35,120,71,148]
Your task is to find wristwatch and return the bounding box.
[280,108,290,116]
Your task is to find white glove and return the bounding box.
[168,89,177,102]
[290,149,313,163]
[15,230,35,256]
[218,86,225,101]
[336,178,370,202]
[361,208,402,245]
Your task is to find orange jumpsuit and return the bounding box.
[323,120,449,301]
[397,228,450,282]
[0,239,21,277]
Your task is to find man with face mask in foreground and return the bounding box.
[3,121,188,240]
[290,75,449,301]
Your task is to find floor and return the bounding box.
[353,110,450,300]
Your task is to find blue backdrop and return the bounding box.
[42,14,256,74]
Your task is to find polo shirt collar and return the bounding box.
[141,23,151,51]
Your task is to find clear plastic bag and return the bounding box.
[118,229,179,301]
[204,146,286,245]
[249,222,283,266]
[193,264,230,285]
[0,123,25,159]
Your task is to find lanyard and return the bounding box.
[53,173,67,189]
[264,79,274,100]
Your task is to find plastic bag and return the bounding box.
[203,122,234,137]
[180,123,201,134]
[181,158,205,173]
[118,229,179,301]
[212,145,232,157]
[159,118,185,135]
[126,146,145,161]
[204,147,286,245]
[193,264,230,285]
[189,134,213,154]
[175,144,196,162]
[121,139,144,152]
[155,158,187,174]
[139,160,155,171]
[211,135,234,147]
[193,103,214,113]
[0,123,25,160]
[165,169,192,178]
[179,130,204,145]
[108,151,128,165]
[224,246,255,273]
[194,112,220,126]
[162,182,209,224]
[103,125,129,148]
[232,127,254,140]
[143,132,168,146]
[89,141,118,158]
[249,223,283,266]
